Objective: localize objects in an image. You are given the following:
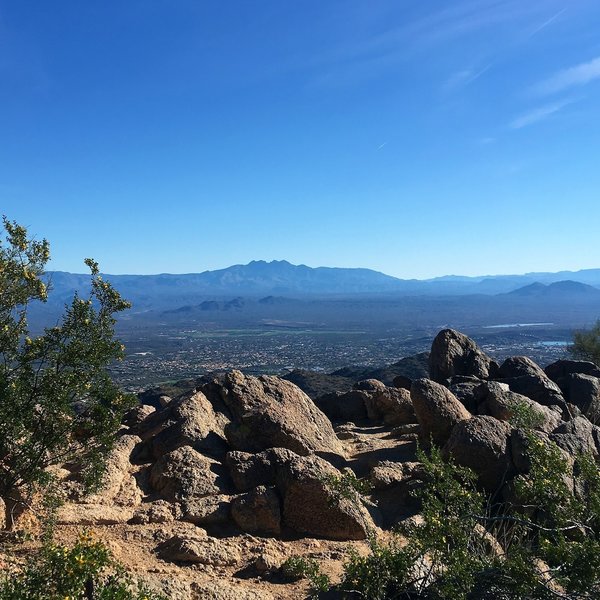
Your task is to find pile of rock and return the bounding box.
[54,328,600,581]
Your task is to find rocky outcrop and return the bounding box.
[47,328,600,594]
[231,486,281,535]
[358,380,416,426]
[499,356,548,380]
[429,329,499,383]
[411,378,471,445]
[150,391,229,458]
[202,371,344,459]
[276,455,373,540]
[444,416,514,492]
[149,446,226,501]
[478,386,561,433]
[561,374,600,424]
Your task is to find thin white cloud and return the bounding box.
[526,7,567,40]
[510,98,574,129]
[444,64,492,91]
[534,56,600,95]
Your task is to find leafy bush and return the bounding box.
[570,320,600,365]
[0,531,165,599]
[508,399,545,430]
[320,468,373,506]
[0,218,134,524]
[335,439,600,599]
[281,555,330,595]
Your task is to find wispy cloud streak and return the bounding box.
[526,7,567,39]
[534,56,600,95]
[510,98,575,129]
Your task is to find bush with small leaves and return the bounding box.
[0,531,165,600]
[334,439,600,599]
[0,218,135,526]
[281,555,330,596]
[570,320,600,366]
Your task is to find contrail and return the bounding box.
[528,7,567,39]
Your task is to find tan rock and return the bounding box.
[278,454,373,540]
[411,379,471,445]
[149,446,226,501]
[157,534,242,566]
[56,503,134,525]
[86,434,142,506]
[429,329,499,382]
[203,371,344,458]
[231,486,281,536]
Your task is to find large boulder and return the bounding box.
[231,485,281,535]
[202,371,344,459]
[276,455,373,540]
[545,359,600,384]
[429,329,499,383]
[498,356,547,380]
[315,390,368,422]
[357,380,416,426]
[562,374,600,425]
[444,416,514,492]
[85,434,142,506]
[151,391,229,458]
[550,417,599,457]
[410,379,471,445]
[149,446,227,501]
[181,495,232,526]
[225,448,297,492]
[478,387,562,433]
[499,375,566,411]
[157,534,242,567]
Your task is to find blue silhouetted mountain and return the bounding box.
[35,262,600,319]
[507,280,600,298]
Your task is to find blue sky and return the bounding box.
[1,0,600,278]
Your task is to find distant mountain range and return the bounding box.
[27,260,600,333]
[43,260,600,308]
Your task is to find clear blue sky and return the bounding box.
[2,1,600,278]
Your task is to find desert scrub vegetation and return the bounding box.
[0,531,165,600]
[0,217,135,525]
[0,219,159,598]
[309,436,600,598]
[570,319,600,366]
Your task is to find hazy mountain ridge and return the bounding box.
[44,261,600,307]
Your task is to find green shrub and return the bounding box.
[0,531,165,600]
[281,555,330,595]
[0,218,135,525]
[335,439,600,599]
[570,320,600,365]
[508,399,545,430]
